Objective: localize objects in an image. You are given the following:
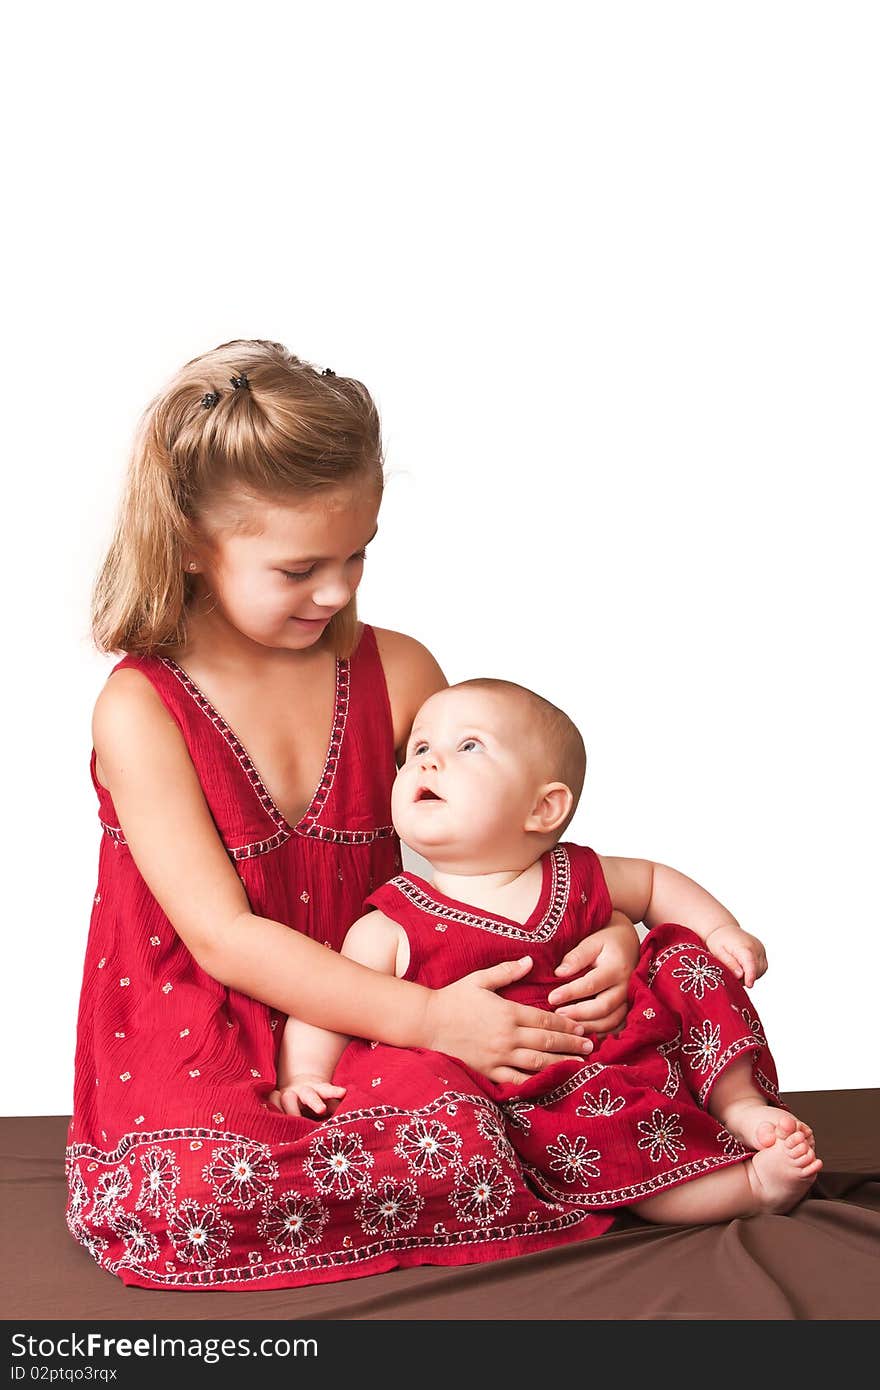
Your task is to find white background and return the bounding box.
[3,2,877,1114]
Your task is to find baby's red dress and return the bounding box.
[66,624,784,1291]
[351,845,785,1213]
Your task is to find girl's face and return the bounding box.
[190,479,381,652]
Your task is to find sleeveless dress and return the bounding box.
[66,632,784,1291]
[340,842,786,1212]
[66,626,602,1290]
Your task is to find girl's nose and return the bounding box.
[311,573,352,610]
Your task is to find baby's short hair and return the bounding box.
[450,678,586,838]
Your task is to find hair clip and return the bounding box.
[321,367,336,376]
[201,390,220,409]
[230,373,250,390]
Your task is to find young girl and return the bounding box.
[272,679,822,1230]
[66,338,639,1291]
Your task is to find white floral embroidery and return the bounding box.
[501,1099,534,1134]
[670,953,723,1000]
[68,1217,108,1264]
[167,1201,233,1267]
[91,1166,132,1218]
[68,1166,89,1218]
[682,1020,722,1073]
[201,1142,279,1210]
[476,1107,518,1167]
[738,1006,767,1046]
[306,1131,373,1198]
[450,1157,514,1226]
[546,1134,602,1184]
[716,1126,747,1156]
[395,1118,461,1178]
[136,1149,181,1216]
[356,1180,423,1235]
[636,1109,686,1163]
[257,1191,329,1252]
[111,1211,161,1265]
[577,1087,626,1118]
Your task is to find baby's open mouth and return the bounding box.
[415,788,443,802]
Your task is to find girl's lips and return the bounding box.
[290,615,329,626]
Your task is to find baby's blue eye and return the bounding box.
[459,739,481,752]
[412,742,429,756]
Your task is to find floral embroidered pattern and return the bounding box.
[167,1201,234,1267]
[738,1006,767,1046]
[395,1118,461,1178]
[306,1131,373,1198]
[501,1099,534,1134]
[91,1166,132,1218]
[576,1087,626,1118]
[450,1158,514,1227]
[716,1126,747,1157]
[670,953,724,1000]
[111,1211,161,1265]
[636,1109,687,1164]
[257,1191,329,1253]
[136,1148,181,1216]
[476,1107,518,1168]
[356,1180,423,1236]
[682,1020,722,1073]
[546,1135,602,1184]
[201,1142,279,1210]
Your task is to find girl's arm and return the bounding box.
[94,671,592,1084]
[271,912,405,1117]
[599,855,768,987]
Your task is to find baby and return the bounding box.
[271,679,822,1225]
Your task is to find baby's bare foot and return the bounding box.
[716,1098,816,1153]
[744,1129,823,1213]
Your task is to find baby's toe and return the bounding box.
[775,1112,799,1139]
[756,1120,777,1148]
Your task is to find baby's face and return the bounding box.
[392,687,548,865]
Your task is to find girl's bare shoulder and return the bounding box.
[371,627,448,758]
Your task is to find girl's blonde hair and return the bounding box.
[91,339,384,658]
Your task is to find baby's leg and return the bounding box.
[630,1128,822,1224]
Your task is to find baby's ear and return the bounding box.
[525,783,572,835]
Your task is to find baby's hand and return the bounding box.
[705,924,767,988]
[267,1075,346,1119]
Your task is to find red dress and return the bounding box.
[349,844,785,1212]
[66,628,783,1290]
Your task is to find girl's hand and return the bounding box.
[267,1075,346,1118]
[425,956,594,1085]
[547,912,641,1035]
[705,924,768,988]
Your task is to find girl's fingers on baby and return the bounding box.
[515,1003,585,1038]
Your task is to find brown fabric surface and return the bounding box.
[2,1090,878,1320]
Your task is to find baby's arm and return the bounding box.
[271,911,407,1117]
[599,856,767,987]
